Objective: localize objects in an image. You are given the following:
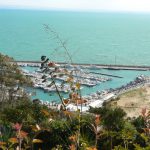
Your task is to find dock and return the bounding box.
[89,71,123,78]
[14,60,150,71]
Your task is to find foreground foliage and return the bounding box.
[0,101,150,150]
[0,53,150,149]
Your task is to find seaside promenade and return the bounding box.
[15,60,150,71]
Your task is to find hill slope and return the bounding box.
[108,84,150,117]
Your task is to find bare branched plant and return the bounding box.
[39,25,85,149]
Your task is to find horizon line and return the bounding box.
[1,7,150,14]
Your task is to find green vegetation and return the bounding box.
[0,53,150,150]
[0,53,32,110]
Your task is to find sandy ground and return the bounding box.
[108,84,150,118]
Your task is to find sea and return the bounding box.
[0,9,150,102]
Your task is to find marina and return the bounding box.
[22,63,111,92]
[33,74,150,112]
[20,61,150,112]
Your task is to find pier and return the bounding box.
[89,71,123,78]
[15,60,150,71]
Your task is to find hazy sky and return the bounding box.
[1,0,150,12]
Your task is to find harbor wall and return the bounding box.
[14,60,150,71]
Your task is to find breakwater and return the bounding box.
[89,71,123,78]
[15,60,150,71]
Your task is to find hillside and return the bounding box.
[107,84,150,117]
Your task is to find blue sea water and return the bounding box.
[1,9,150,102]
[0,9,150,65]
